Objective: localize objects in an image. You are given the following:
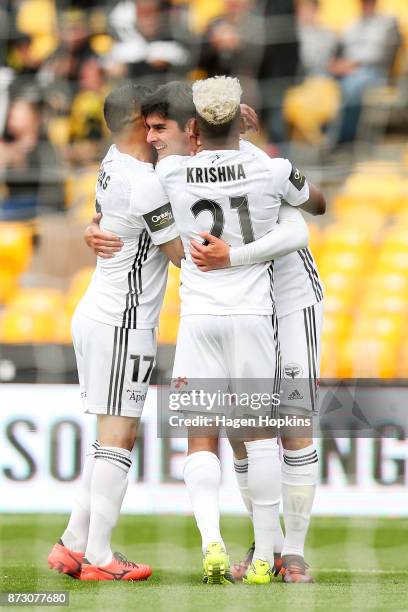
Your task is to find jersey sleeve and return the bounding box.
[130,172,179,246]
[229,204,309,266]
[273,158,310,207]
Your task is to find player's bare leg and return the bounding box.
[227,436,284,581]
[280,423,317,583]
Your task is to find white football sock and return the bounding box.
[61,440,99,552]
[233,456,253,518]
[234,454,285,554]
[281,443,318,558]
[273,506,285,555]
[183,451,224,553]
[245,439,281,566]
[85,446,131,566]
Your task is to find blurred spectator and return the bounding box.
[258,0,300,153]
[0,96,64,220]
[329,0,402,144]
[296,0,338,76]
[107,0,189,88]
[197,0,264,81]
[38,9,95,92]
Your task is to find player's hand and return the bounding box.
[190,232,230,271]
[84,213,123,258]
[240,104,259,134]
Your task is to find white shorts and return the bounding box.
[72,310,156,418]
[171,314,281,415]
[278,301,323,415]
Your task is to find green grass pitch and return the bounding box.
[1,514,407,612]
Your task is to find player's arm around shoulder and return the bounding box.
[190,204,309,271]
[272,158,326,216]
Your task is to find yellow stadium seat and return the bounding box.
[343,172,405,214]
[332,201,386,237]
[90,34,113,56]
[9,288,65,315]
[320,271,357,300]
[65,168,98,211]
[0,271,19,304]
[381,228,408,252]
[17,0,57,37]
[0,223,33,275]
[158,312,180,344]
[188,0,225,32]
[396,343,408,377]
[320,337,340,378]
[338,337,399,378]
[359,295,407,316]
[320,224,372,252]
[364,272,408,297]
[319,250,368,278]
[353,313,403,341]
[0,307,59,343]
[308,223,320,256]
[163,264,181,305]
[66,267,94,316]
[323,293,353,316]
[317,0,359,32]
[376,250,408,275]
[284,77,340,144]
[322,313,352,341]
[30,33,57,62]
[54,311,72,344]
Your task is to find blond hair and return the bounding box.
[192,76,242,125]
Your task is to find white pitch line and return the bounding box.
[316,569,408,575]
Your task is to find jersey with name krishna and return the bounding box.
[156,148,307,316]
[77,145,179,329]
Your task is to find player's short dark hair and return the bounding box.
[196,109,241,143]
[141,81,195,130]
[103,83,152,133]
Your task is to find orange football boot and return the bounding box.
[48,540,84,579]
[80,552,152,581]
[282,555,314,583]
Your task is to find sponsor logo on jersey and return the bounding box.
[126,389,147,403]
[284,363,303,380]
[289,166,306,191]
[186,163,246,183]
[143,203,174,232]
[287,389,304,400]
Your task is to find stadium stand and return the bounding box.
[0,0,407,381]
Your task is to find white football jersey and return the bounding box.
[240,140,324,318]
[77,145,179,329]
[156,147,308,316]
